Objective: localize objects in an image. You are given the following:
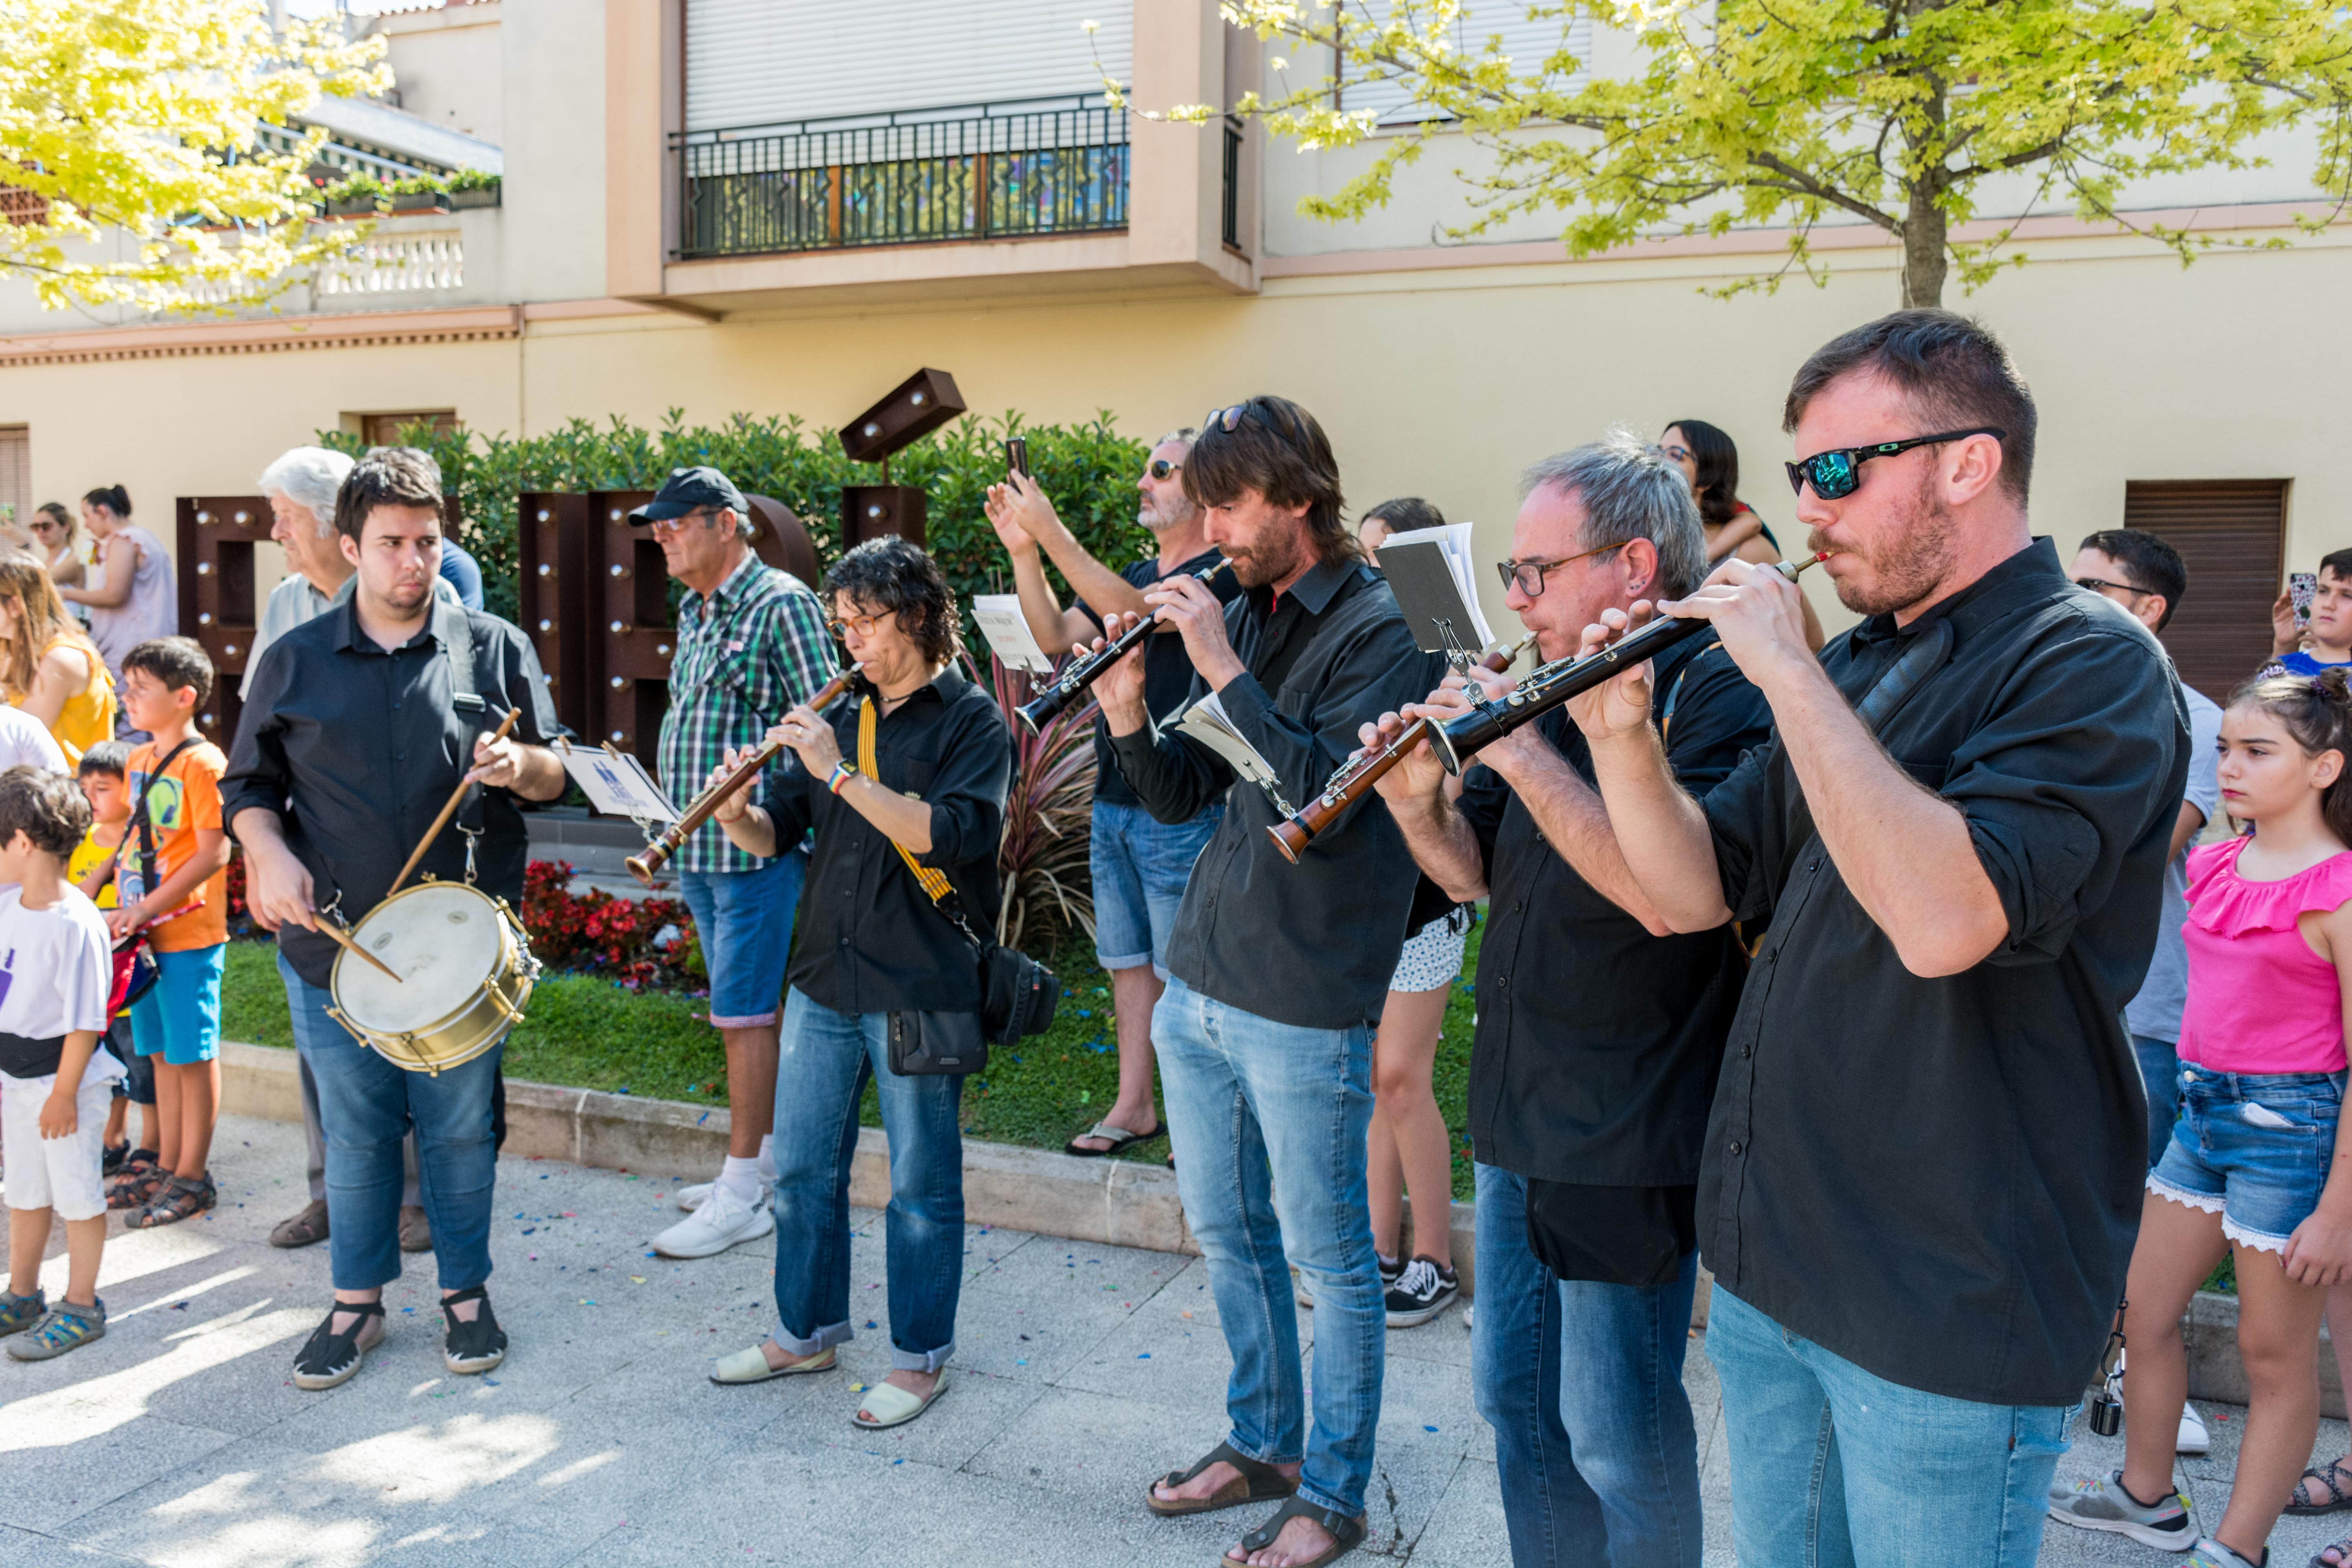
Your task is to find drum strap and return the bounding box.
[432,600,487,840]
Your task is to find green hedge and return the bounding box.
[323,409,1154,630]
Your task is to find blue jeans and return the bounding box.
[1706,1285,2071,1568]
[2133,1034,2181,1171]
[1472,1165,1701,1568]
[676,851,803,1029]
[2149,1065,2347,1250]
[1091,797,1221,976]
[279,953,501,1294]
[1153,973,1381,1517]
[768,986,964,1372]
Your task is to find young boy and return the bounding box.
[72,742,146,1174]
[2267,547,2352,678]
[106,638,231,1230]
[0,764,123,1360]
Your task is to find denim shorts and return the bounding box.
[1090,797,1221,977]
[128,943,225,1066]
[677,852,805,1030]
[2149,1064,2347,1252]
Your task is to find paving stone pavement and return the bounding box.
[0,1114,2336,1566]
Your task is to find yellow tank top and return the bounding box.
[68,823,120,908]
[39,634,114,764]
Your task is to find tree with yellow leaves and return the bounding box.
[0,0,388,313]
[1171,0,2352,306]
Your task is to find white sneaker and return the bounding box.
[675,1181,713,1212]
[650,1183,774,1259]
[2178,1403,2210,1456]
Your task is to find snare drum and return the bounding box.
[328,880,539,1074]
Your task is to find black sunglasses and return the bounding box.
[1204,401,1261,434]
[2075,576,2152,599]
[1784,428,2005,500]
[1147,458,1181,480]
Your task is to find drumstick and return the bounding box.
[319,917,403,984]
[388,706,521,898]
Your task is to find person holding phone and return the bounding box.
[982,429,1241,1161]
[2266,549,2352,681]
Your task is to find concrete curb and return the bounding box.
[216,1040,1697,1318]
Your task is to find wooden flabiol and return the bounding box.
[625,664,858,886]
[1267,634,1535,864]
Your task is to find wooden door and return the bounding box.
[2122,480,2288,703]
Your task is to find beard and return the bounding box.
[1809,470,1958,618]
[379,576,432,613]
[1140,492,1202,534]
[1223,528,1305,590]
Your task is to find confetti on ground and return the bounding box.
[1181,1311,1194,1319]
[1424,1425,1438,1433]
[631,1276,647,1284]
[1137,1352,1151,1359]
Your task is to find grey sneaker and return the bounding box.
[6,1298,105,1361]
[2183,1538,2264,1568]
[2046,1469,2196,1550]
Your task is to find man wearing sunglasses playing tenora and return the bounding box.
[1560,309,2187,1568]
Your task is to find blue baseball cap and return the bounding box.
[628,466,748,524]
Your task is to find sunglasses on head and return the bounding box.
[1783,428,2005,501]
[1147,458,1181,481]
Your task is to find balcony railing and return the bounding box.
[672,96,1129,260]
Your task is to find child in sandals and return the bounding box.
[0,766,125,1361]
[2049,668,2352,1566]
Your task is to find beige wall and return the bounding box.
[375,2,506,145]
[0,220,2343,646]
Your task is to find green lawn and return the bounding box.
[223,921,1485,1199]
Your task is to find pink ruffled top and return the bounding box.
[2179,837,2352,1074]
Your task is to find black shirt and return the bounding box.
[1109,559,1446,1030]
[1698,538,2186,1407]
[1458,635,1769,1185]
[223,599,564,989]
[764,667,1012,1016]
[1075,547,1245,811]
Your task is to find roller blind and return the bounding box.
[2122,479,2289,703]
[687,0,1135,132]
[1341,7,1592,127]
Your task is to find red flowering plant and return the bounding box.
[520,860,699,991]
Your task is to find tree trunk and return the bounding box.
[1901,185,1949,309]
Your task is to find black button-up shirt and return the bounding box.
[1459,635,1769,1185]
[224,599,564,989]
[764,668,1011,1016]
[1698,538,2186,1407]
[1109,559,1446,1030]
[1076,547,1245,811]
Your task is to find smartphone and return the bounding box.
[2294,572,2318,626]
[1005,437,1029,479]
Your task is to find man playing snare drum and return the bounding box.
[225,448,565,1392]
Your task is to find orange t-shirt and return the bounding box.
[122,737,229,952]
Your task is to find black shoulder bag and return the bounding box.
[857,697,1061,1075]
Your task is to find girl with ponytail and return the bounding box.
[2053,668,2352,1568]
[60,484,176,691]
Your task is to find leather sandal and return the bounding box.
[1223,1497,1366,1568]
[1146,1441,1299,1517]
[126,1173,215,1229]
[1065,1120,1164,1158]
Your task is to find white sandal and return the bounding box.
[709,1344,835,1385]
[851,1368,949,1428]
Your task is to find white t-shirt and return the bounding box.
[0,704,68,775]
[0,884,120,1089]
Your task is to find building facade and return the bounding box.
[0,0,2341,692]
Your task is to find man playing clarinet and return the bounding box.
[1365,433,1771,1567]
[1090,396,1443,1568]
[227,448,565,1394]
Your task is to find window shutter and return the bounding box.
[687,0,1134,131]
[2121,479,2289,704]
[0,427,27,532]
[1339,8,1592,127]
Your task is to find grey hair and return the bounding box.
[257,446,355,537]
[1154,427,1198,449]
[1519,429,1708,599]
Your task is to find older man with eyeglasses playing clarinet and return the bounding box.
[631,466,836,1262]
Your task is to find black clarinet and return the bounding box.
[1013,559,1230,735]
[1429,555,1826,773]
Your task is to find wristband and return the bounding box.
[827,761,858,795]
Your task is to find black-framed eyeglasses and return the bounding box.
[2074,576,2152,599]
[1783,428,2006,500]
[1147,458,1181,481]
[1496,540,1623,597]
[1655,443,1693,465]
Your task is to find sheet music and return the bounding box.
[1379,524,1496,653]
[972,595,1057,674]
[563,748,681,823]
[1174,693,1296,816]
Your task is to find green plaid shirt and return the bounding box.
[657,551,836,874]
